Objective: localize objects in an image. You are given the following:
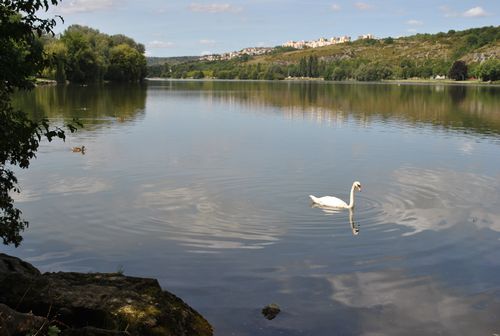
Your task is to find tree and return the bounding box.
[0,0,77,246]
[193,70,205,79]
[60,25,105,83]
[355,62,393,81]
[477,59,500,81]
[448,60,468,81]
[107,44,146,82]
[307,55,319,77]
[383,37,394,44]
[43,39,68,83]
[332,67,348,81]
[42,25,146,83]
[298,57,307,77]
[399,59,416,79]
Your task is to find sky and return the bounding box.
[42,0,500,57]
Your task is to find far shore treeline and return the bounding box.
[41,25,147,83]
[39,25,499,84]
[147,26,500,82]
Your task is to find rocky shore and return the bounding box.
[0,253,213,336]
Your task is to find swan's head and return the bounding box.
[353,181,362,191]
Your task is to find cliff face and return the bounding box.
[0,253,213,336]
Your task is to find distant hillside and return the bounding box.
[147,56,200,66]
[258,26,499,65]
[147,26,500,81]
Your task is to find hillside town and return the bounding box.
[200,47,273,61]
[283,35,351,49]
[283,34,375,49]
[200,33,376,61]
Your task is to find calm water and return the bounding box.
[5,80,500,335]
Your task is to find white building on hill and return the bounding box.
[283,35,351,49]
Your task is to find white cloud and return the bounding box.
[57,0,117,14]
[381,167,500,235]
[199,39,216,46]
[134,184,284,251]
[439,5,458,17]
[406,19,423,25]
[354,2,373,10]
[463,6,488,17]
[440,5,489,18]
[49,177,111,195]
[326,270,490,335]
[331,3,341,11]
[147,40,175,49]
[189,3,243,13]
[459,141,474,155]
[407,28,417,33]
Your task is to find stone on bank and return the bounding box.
[0,253,212,336]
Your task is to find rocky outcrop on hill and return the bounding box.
[0,253,212,336]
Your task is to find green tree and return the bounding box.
[107,43,146,82]
[399,59,416,79]
[43,25,146,83]
[193,70,205,79]
[238,68,249,79]
[110,34,145,54]
[61,26,102,83]
[147,64,163,77]
[307,55,319,77]
[477,59,500,81]
[249,68,259,79]
[43,39,68,83]
[332,67,348,81]
[355,62,393,81]
[298,57,307,77]
[383,37,394,44]
[1,0,78,246]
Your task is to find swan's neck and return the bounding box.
[348,185,356,209]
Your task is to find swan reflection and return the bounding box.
[349,209,359,235]
[312,204,360,236]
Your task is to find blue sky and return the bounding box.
[44,0,499,57]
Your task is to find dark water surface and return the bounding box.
[5,80,500,335]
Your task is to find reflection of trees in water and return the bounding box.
[12,83,147,129]
[15,81,500,137]
[447,85,467,104]
[152,80,500,137]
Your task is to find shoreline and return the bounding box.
[145,77,500,87]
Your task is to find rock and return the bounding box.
[261,303,281,320]
[0,253,212,336]
[0,303,48,336]
[0,253,41,276]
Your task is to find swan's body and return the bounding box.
[309,181,361,209]
[309,195,349,208]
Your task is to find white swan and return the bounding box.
[309,181,362,209]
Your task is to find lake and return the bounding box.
[6,80,500,335]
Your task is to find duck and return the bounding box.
[309,181,362,209]
[71,145,86,153]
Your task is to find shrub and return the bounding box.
[355,62,393,81]
[477,59,500,81]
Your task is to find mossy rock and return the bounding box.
[0,253,212,336]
